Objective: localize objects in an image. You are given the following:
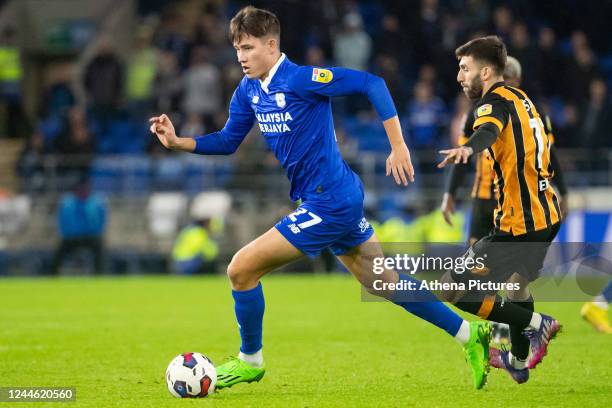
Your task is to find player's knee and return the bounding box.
[227,253,256,290]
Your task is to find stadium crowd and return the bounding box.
[3,0,612,195]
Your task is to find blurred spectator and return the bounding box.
[564,30,600,103]
[193,9,232,66]
[405,80,446,150]
[418,63,447,100]
[180,113,205,137]
[182,46,221,132]
[16,132,47,194]
[153,51,182,118]
[536,27,564,99]
[555,103,580,148]
[579,78,611,149]
[126,25,158,118]
[155,11,191,70]
[40,62,76,119]
[304,45,328,67]
[83,35,124,125]
[507,22,537,94]
[448,93,471,147]
[51,180,107,275]
[463,0,489,33]
[0,26,26,138]
[414,0,443,65]
[333,11,371,71]
[374,14,407,65]
[375,54,407,111]
[53,106,94,187]
[171,191,230,274]
[491,5,513,43]
[171,219,219,275]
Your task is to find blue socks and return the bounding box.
[232,276,463,352]
[392,274,463,337]
[602,280,612,304]
[232,282,265,354]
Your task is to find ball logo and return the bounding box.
[275,92,286,108]
[311,68,333,83]
[477,104,492,117]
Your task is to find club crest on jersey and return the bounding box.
[252,95,259,104]
[477,104,492,117]
[275,92,286,108]
[312,68,333,83]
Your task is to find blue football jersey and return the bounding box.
[194,54,397,201]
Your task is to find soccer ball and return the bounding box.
[166,352,217,398]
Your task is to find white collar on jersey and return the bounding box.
[259,53,286,93]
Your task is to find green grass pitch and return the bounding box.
[1,275,610,407]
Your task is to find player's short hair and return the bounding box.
[229,6,280,44]
[455,36,507,74]
[504,56,522,80]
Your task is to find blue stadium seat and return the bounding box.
[154,156,186,191]
[121,156,152,195]
[90,157,121,194]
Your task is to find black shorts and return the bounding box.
[453,222,561,285]
[469,198,497,241]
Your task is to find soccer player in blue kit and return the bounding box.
[150,6,492,390]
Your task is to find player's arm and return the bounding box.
[150,84,254,155]
[441,116,473,225]
[289,66,413,185]
[441,160,472,226]
[438,99,507,168]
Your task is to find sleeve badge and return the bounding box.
[477,104,492,117]
[311,68,333,83]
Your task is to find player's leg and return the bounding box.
[503,272,533,364]
[439,227,562,374]
[581,280,612,333]
[336,233,466,335]
[334,233,492,389]
[217,226,304,389]
[227,226,303,291]
[471,199,510,343]
[50,239,76,275]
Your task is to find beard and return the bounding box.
[464,76,484,100]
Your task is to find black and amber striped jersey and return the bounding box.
[459,111,497,200]
[459,106,558,201]
[472,82,561,236]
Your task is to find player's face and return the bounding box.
[234,34,276,80]
[457,56,484,100]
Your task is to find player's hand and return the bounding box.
[559,194,569,219]
[386,143,415,186]
[149,114,179,149]
[437,146,473,168]
[440,193,455,226]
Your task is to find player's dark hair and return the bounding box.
[455,36,507,74]
[229,6,280,44]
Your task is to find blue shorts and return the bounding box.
[275,189,374,258]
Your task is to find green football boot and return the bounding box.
[216,357,266,389]
[463,321,492,389]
